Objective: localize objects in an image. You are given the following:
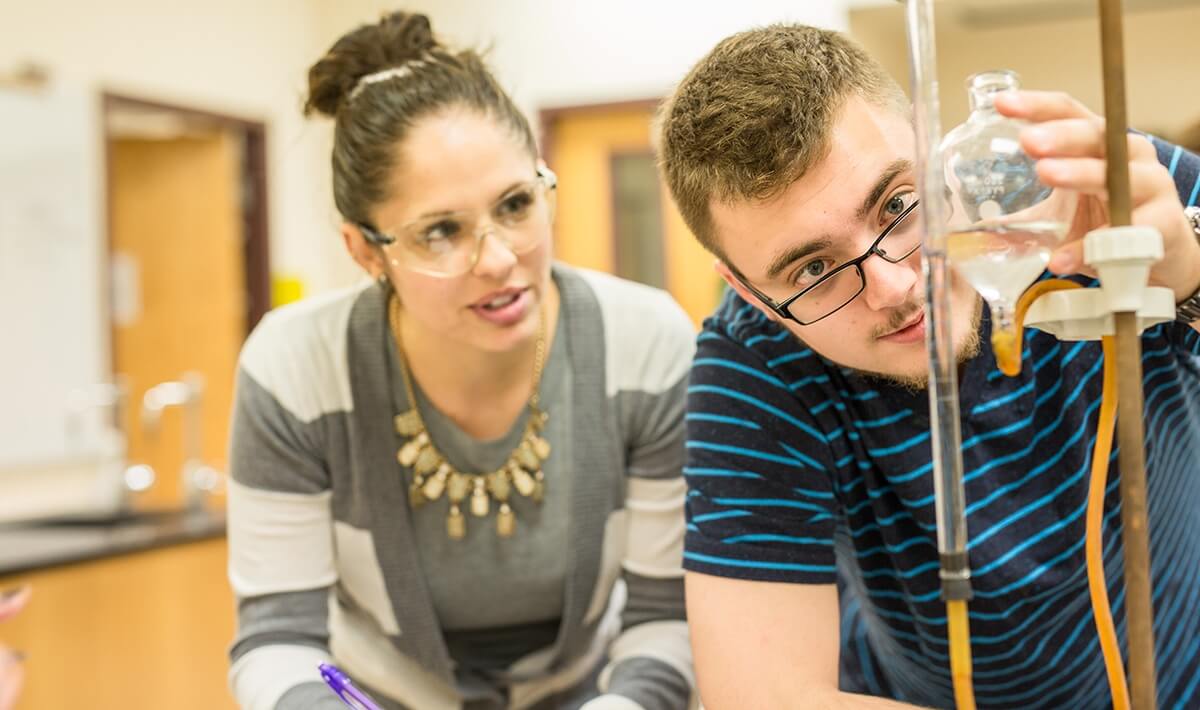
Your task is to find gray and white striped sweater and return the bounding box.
[226,264,696,710]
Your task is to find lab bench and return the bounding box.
[0,509,235,709]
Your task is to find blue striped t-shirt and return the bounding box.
[683,139,1200,709]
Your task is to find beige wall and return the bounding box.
[0,0,856,297]
[316,0,851,122]
[5,1,1189,298]
[0,0,357,293]
[850,1,1198,141]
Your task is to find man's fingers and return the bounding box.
[1021,122,1157,163]
[1021,119,1105,159]
[1036,158,1173,205]
[1048,239,1086,275]
[994,90,1097,123]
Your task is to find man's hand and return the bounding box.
[995,90,1200,303]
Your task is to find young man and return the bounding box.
[658,24,1200,709]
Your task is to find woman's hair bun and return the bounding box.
[304,11,442,118]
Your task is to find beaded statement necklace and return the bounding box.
[388,295,550,540]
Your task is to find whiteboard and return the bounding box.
[0,85,109,469]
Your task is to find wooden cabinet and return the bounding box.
[0,537,235,709]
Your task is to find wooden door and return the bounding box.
[110,134,245,510]
[543,103,722,328]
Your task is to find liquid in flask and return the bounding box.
[941,70,1077,372]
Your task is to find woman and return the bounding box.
[226,12,696,710]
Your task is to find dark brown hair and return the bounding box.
[657,23,909,261]
[305,11,536,227]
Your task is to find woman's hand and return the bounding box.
[995,90,1200,303]
[0,585,30,710]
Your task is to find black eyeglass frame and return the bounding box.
[731,198,922,326]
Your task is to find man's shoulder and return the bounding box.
[704,287,775,340]
[689,288,849,421]
[700,289,818,368]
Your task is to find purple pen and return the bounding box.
[319,662,384,710]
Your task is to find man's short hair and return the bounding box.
[657,23,909,261]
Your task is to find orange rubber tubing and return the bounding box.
[996,279,1130,710]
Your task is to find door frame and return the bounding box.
[538,97,666,278]
[537,97,721,327]
[538,97,662,169]
[101,93,270,342]
[608,147,668,289]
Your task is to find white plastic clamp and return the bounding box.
[1083,225,1163,313]
[1024,225,1174,340]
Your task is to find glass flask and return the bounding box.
[941,70,1077,372]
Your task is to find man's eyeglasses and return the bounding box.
[358,167,557,278]
[733,198,922,326]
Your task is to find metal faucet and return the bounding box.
[141,372,222,510]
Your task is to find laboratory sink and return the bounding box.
[23,508,191,528]
[0,507,225,575]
